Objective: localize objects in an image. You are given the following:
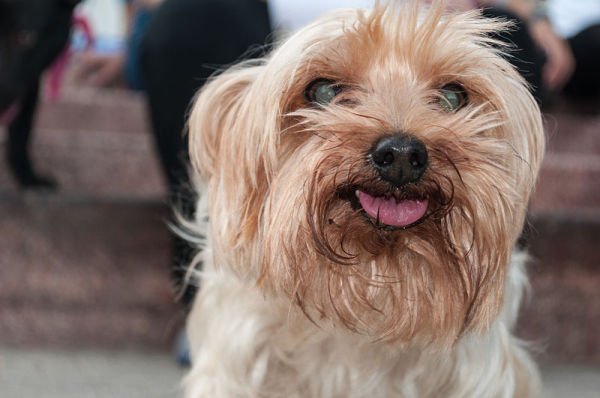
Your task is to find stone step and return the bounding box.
[0,90,165,200]
[38,85,149,137]
[0,196,183,349]
[518,211,600,364]
[531,111,600,212]
[0,87,174,348]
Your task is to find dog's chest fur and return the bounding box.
[185,243,537,398]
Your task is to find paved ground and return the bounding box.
[0,347,186,398]
[0,346,598,398]
[541,364,600,398]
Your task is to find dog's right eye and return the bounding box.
[437,83,467,112]
[305,79,343,106]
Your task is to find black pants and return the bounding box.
[140,0,271,204]
[483,9,600,103]
[139,0,271,303]
[564,23,600,98]
[482,8,546,102]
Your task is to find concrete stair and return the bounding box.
[0,85,182,350]
[0,84,598,363]
[0,197,182,348]
[518,109,600,364]
[0,85,166,200]
[519,214,600,364]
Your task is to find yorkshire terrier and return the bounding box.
[183,2,544,397]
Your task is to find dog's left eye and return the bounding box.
[305,79,343,106]
[437,84,467,112]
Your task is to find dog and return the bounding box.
[182,2,544,397]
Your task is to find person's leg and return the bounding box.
[6,79,57,189]
[141,0,271,200]
[481,8,546,102]
[563,23,600,99]
[140,0,271,303]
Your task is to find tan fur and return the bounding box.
[185,2,544,397]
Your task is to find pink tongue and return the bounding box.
[357,191,428,227]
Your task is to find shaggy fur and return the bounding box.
[183,2,544,397]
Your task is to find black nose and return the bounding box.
[369,134,428,187]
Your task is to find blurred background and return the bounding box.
[0,0,598,397]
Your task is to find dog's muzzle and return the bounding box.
[349,133,430,228]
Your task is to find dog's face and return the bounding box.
[189,3,544,344]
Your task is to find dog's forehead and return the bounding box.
[273,5,504,87]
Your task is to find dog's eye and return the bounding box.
[437,84,467,112]
[305,79,343,106]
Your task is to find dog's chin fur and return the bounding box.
[183,2,544,397]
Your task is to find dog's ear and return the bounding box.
[188,63,277,246]
[502,81,545,197]
[189,65,259,179]
[491,68,545,242]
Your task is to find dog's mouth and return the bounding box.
[356,190,428,227]
[341,186,430,229]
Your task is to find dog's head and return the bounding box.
[188,2,544,344]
